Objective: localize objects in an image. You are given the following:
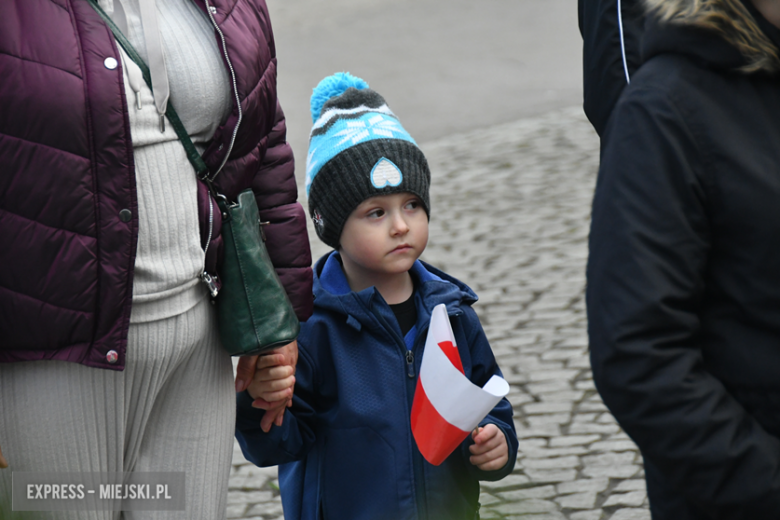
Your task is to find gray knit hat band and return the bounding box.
[308,138,430,249]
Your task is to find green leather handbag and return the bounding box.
[89,0,300,356]
[214,190,300,355]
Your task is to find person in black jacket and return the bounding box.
[578,0,646,136]
[587,0,780,518]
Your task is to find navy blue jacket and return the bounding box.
[236,252,517,520]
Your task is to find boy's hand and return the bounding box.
[0,442,7,468]
[237,341,298,432]
[469,424,508,471]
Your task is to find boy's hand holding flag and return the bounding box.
[411,304,510,466]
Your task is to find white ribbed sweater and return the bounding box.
[100,0,232,323]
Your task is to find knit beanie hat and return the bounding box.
[305,72,431,249]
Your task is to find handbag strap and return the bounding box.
[86,0,211,180]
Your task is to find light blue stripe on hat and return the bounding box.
[305,111,418,196]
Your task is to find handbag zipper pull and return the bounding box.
[200,271,219,298]
[259,220,270,242]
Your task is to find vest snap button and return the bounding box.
[106,350,118,364]
[104,57,118,70]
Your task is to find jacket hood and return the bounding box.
[310,251,478,330]
[642,0,780,73]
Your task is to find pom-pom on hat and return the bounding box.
[306,72,431,249]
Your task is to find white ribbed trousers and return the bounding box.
[0,297,235,519]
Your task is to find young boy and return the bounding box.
[235,73,518,520]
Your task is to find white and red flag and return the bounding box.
[411,303,509,465]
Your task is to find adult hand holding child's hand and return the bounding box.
[236,340,298,432]
[469,424,508,471]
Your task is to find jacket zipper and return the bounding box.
[199,0,242,295]
[199,196,219,297]
[203,0,243,180]
[370,306,429,519]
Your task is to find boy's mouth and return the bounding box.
[391,244,413,253]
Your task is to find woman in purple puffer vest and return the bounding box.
[0,0,312,517]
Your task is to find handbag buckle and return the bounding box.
[200,271,220,298]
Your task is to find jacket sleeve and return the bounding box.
[235,344,319,467]
[587,84,780,515]
[252,98,314,321]
[455,306,519,482]
[578,0,645,136]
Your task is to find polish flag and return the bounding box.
[411,304,510,466]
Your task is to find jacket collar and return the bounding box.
[312,251,478,331]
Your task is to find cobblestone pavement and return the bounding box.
[227,106,652,520]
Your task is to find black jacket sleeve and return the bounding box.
[586,83,780,516]
[578,0,645,136]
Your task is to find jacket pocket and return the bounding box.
[321,427,401,520]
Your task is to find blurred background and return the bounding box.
[266,0,583,188]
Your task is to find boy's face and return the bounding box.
[339,192,429,280]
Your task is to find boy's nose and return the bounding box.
[390,212,410,235]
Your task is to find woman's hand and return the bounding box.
[469,424,508,471]
[0,442,8,468]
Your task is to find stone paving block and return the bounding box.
[582,452,637,467]
[597,412,618,424]
[524,469,578,483]
[576,379,597,391]
[501,484,558,501]
[520,446,589,459]
[577,401,610,413]
[480,473,532,490]
[557,478,609,495]
[516,423,562,438]
[581,465,642,479]
[517,438,549,451]
[549,435,600,447]
[603,491,647,507]
[246,502,284,517]
[556,491,598,509]
[527,380,576,394]
[502,514,566,520]
[226,503,247,519]
[570,510,604,520]
[541,348,588,361]
[528,413,572,427]
[614,479,647,492]
[538,390,585,402]
[227,490,274,504]
[527,369,581,382]
[521,456,580,470]
[480,492,503,506]
[589,440,639,453]
[489,498,559,515]
[229,465,274,491]
[568,422,621,435]
[608,508,652,520]
[568,356,594,369]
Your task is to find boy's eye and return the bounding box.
[405,200,420,210]
[367,209,385,218]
